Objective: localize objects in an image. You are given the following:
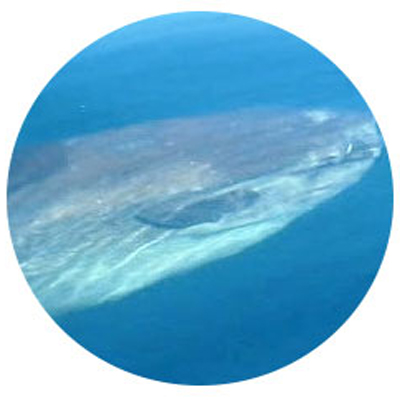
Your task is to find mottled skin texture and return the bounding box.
[8,108,382,313]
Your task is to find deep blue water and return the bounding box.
[16,12,392,384]
[18,12,368,147]
[55,153,392,384]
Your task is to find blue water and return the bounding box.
[16,12,392,384]
[55,154,391,384]
[18,12,367,146]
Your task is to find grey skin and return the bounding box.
[8,107,383,314]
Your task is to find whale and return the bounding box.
[7,107,383,315]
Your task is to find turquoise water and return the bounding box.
[11,12,392,384]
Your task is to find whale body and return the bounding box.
[8,107,383,315]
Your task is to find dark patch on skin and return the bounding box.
[135,189,261,229]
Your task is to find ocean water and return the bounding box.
[9,12,393,384]
[57,154,392,384]
[17,12,367,146]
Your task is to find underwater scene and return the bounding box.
[8,12,393,384]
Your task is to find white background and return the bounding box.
[0,1,399,398]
